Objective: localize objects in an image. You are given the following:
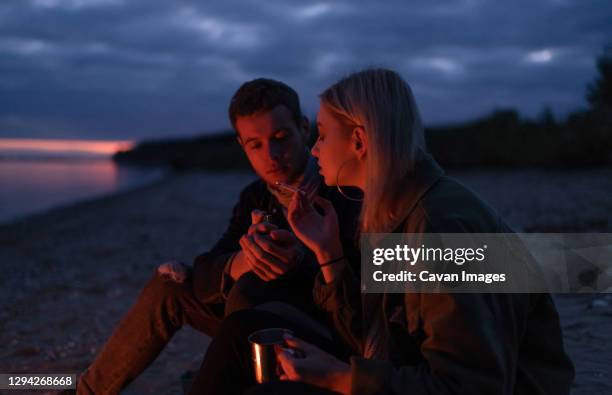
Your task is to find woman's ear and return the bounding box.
[352,126,367,160]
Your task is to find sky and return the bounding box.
[0,0,610,141]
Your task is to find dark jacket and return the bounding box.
[192,177,361,311]
[313,151,575,395]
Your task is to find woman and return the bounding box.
[193,69,574,395]
[268,68,573,395]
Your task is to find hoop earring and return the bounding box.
[335,158,363,202]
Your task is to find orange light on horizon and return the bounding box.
[0,138,135,156]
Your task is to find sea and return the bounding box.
[0,138,166,223]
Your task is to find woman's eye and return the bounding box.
[249,143,261,150]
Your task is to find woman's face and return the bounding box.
[312,102,361,187]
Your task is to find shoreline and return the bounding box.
[3,164,612,230]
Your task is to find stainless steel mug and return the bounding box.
[248,328,294,384]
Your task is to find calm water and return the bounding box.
[0,158,166,223]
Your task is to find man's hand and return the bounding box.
[276,334,351,395]
[157,260,189,283]
[237,210,304,282]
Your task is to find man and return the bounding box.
[75,79,360,394]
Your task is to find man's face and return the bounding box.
[236,105,309,185]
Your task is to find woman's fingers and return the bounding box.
[284,337,306,351]
[289,191,300,214]
[313,196,334,214]
[283,335,318,354]
[287,193,302,230]
[289,192,330,221]
[283,334,320,359]
[297,190,312,211]
[276,347,299,381]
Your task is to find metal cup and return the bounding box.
[248,328,294,384]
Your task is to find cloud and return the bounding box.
[0,0,610,139]
[30,0,124,11]
[526,49,555,63]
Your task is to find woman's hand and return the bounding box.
[276,335,351,395]
[287,192,343,264]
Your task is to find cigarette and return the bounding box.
[274,181,305,195]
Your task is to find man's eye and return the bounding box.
[275,133,288,140]
[248,143,261,150]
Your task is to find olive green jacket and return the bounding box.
[313,150,574,395]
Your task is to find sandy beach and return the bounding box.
[1,168,611,395]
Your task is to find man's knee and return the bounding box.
[141,269,193,307]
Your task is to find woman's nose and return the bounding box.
[310,144,319,158]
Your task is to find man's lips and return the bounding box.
[267,166,288,174]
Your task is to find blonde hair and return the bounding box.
[320,68,426,233]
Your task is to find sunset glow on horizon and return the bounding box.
[0,138,135,157]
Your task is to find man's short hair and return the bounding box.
[228,78,303,131]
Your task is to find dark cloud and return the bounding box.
[0,0,610,140]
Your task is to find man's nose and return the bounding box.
[268,143,282,161]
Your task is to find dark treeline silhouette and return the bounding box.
[428,48,611,168]
[115,49,612,170]
[426,107,610,168]
[114,133,249,170]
